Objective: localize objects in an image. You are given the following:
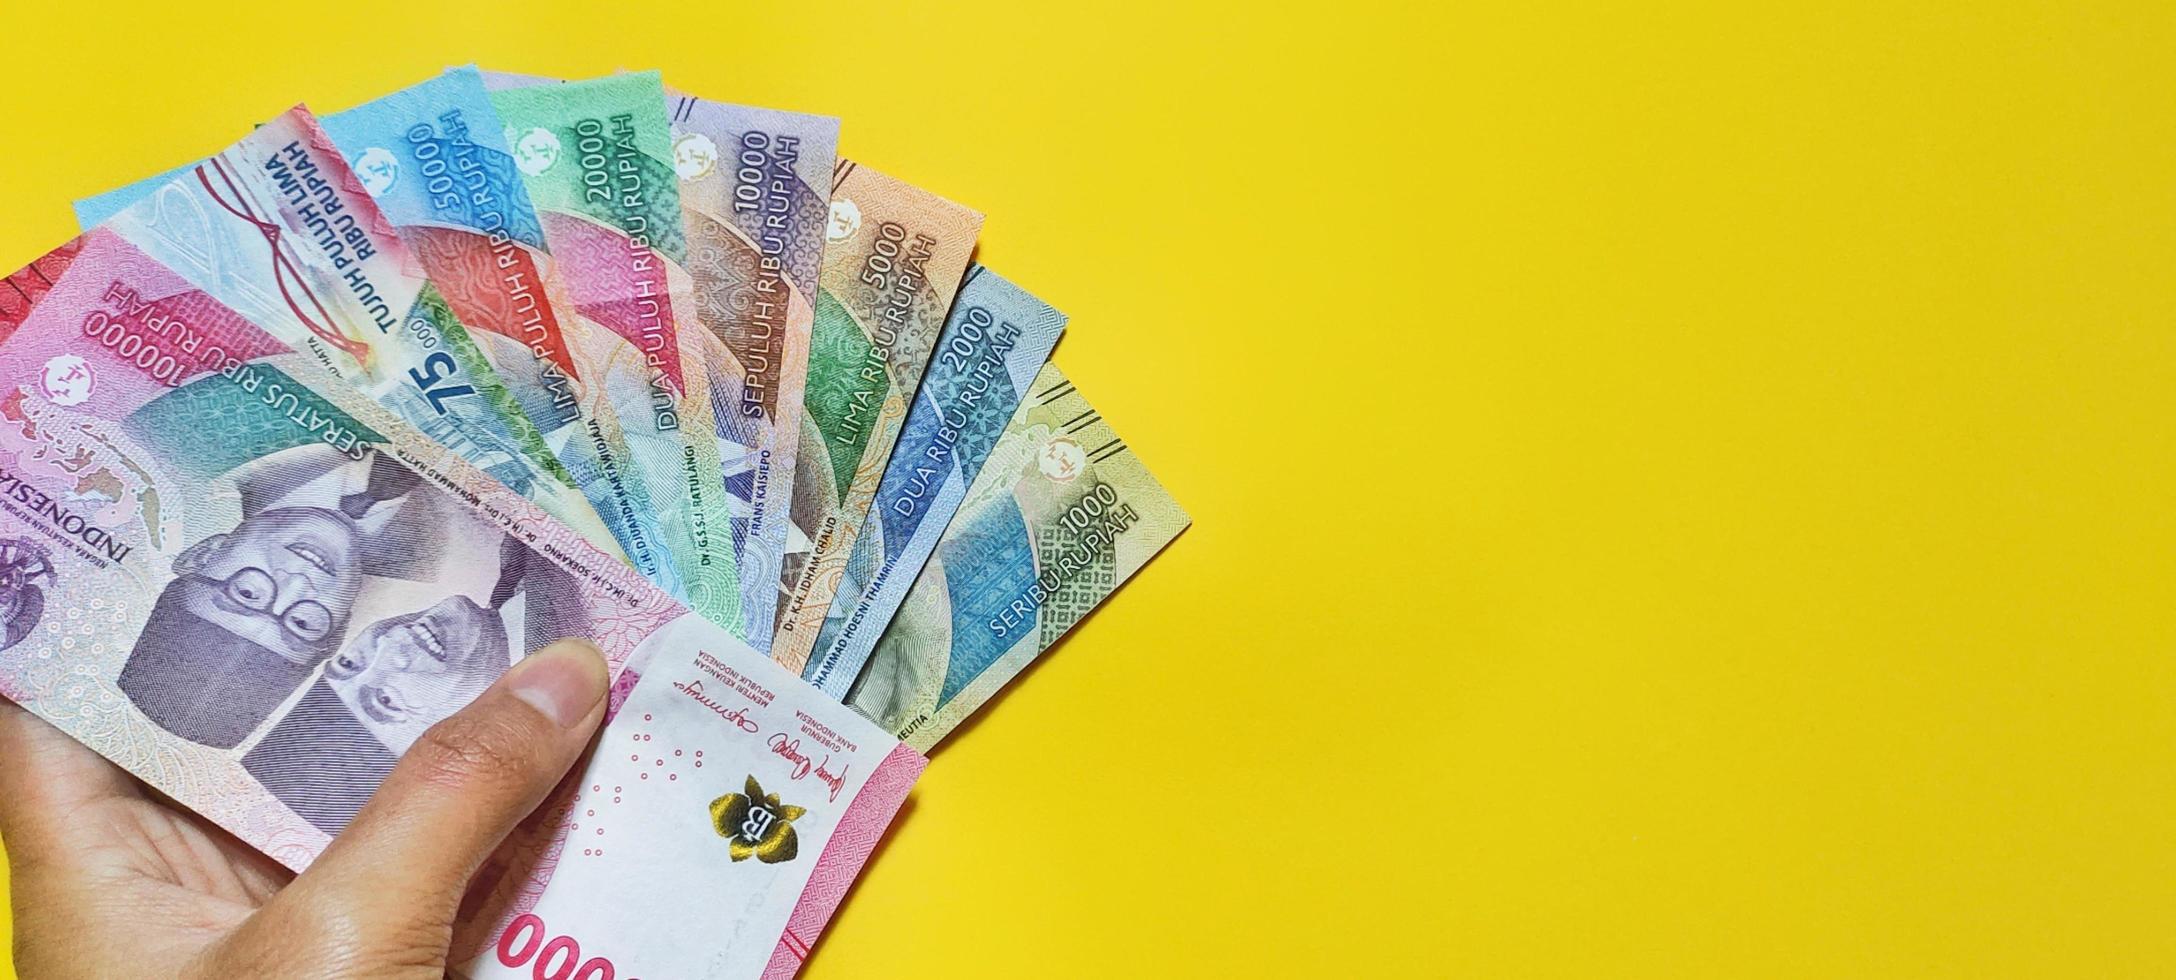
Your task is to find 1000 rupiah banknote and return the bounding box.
[802,265,1065,696]
[0,228,923,978]
[668,89,838,650]
[486,70,740,625]
[846,363,1188,751]
[77,106,621,558]
[770,162,982,672]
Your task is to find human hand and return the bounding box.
[0,638,609,980]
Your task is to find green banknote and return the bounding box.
[485,71,740,626]
[770,162,981,672]
[845,363,1188,751]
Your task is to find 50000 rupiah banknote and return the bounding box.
[770,162,981,672]
[0,228,924,978]
[846,363,1188,751]
[78,107,620,558]
[667,90,838,650]
[486,70,740,625]
[802,265,1065,696]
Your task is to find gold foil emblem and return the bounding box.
[709,775,806,864]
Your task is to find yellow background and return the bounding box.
[2,1,2173,976]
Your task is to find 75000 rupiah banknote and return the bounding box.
[802,265,1065,696]
[486,70,741,625]
[77,106,620,558]
[667,89,838,650]
[770,162,981,672]
[846,363,1187,751]
[0,228,924,978]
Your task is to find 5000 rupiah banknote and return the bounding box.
[486,70,740,624]
[846,363,1187,751]
[668,90,838,650]
[770,162,981,672]
[802,265,1064,696]
[0,228,923,978]
[77,107,620,558]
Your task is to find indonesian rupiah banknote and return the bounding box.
[315,67,666,582]
[78,107,621,559]
[667,89,838,651]
[770,162,981,672]
[0,228,923,977]
[802,265,1065,696]
[846,363,1188,751]
[485,70,741,626]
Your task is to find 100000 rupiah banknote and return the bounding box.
[80,107,620,557]
[0,228,924,978]
[802,265,1065,696]
[846,363,1188,751]
[668,90,838,649]
[771,162,981,671]
[486,70,740,624]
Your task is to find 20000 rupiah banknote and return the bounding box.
[802,265,1065,696]
[667,90,838,651]
[81,107,620,558]
[846,363,1188,751]
[0,228,924,978]
[770,162,981,672]
[486,70,740,626]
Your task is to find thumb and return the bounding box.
[237,638,609,972]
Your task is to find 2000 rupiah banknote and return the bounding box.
[75,106,621,558]
[770,162,981,672]
[0,227,923,978]
[846,362,1188,751]
[668,89,838,650]
[802,265,1065,696]
[485,70,741,625]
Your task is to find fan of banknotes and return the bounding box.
[0,66,1187,978]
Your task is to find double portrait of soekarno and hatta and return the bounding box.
[114,442,592,835]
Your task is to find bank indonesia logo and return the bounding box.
[353,148,401,197]
[40,355,93,407]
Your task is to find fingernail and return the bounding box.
[508,639,607,730]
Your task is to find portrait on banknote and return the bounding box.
[242,538,594,835]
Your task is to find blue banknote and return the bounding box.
[802,265,1065,696]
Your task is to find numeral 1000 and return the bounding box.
[495,913,635,980]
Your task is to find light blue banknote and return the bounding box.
[75,164,192,227]
[802,265,1065,696]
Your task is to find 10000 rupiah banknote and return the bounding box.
[770,162,982,672]
[486,70,740,625]
[846,363,1188,751]
[802,265,1065,696]
[668,90,838,650]
[0,228,924,978]
[79,107,620,558]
